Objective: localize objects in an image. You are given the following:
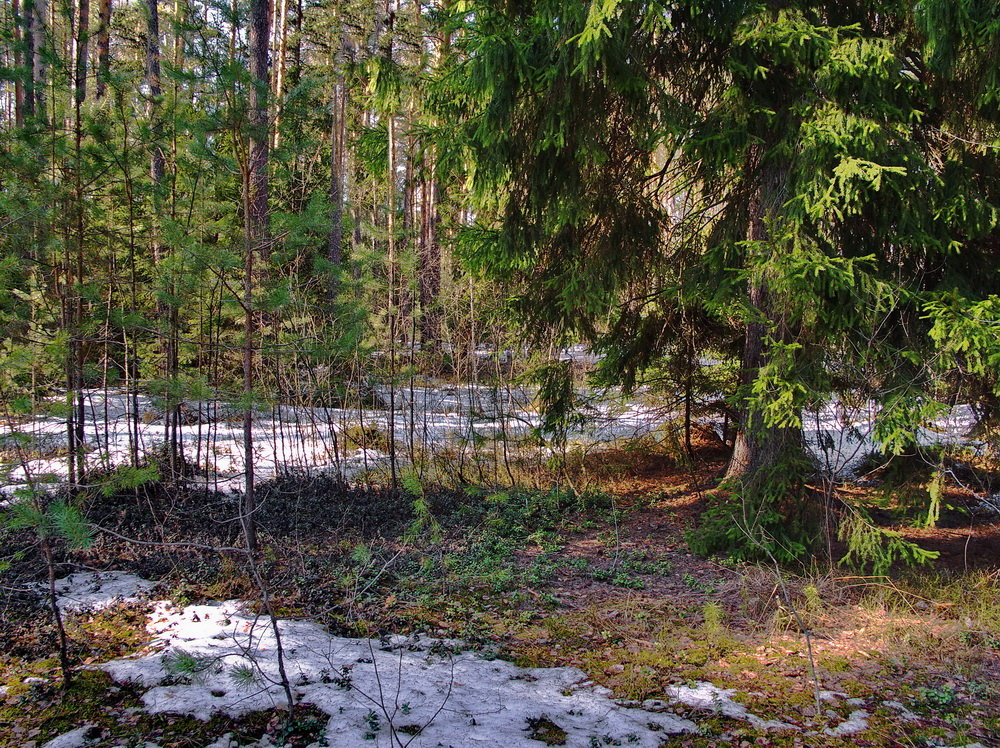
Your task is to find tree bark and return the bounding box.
[242,0,271,554]
[13,0,25,126]
[145,0,164,196]
[73,0,89,106]
[326,33,347,301]
[418,166,442,347]
[724,154,803,483]
[28,0,47,121]
[270,0,287,150]
[248,0,271,261]
[95,0,110,98]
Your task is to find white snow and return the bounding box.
[101,598,698,747]
[823,709,869,737]
[2,386,989,496]
[654,683,799,732]
[0,386,679,496]
[41,725,100,748]
[35,571,157,613]
[25,574,899,744]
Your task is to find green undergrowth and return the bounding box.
[2,468,998,746]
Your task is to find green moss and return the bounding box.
[525,715,568,745]
[0,668,327,747]
[817,655,852,674]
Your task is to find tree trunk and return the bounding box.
[67,0,90,484]
[145,0,164,195]
[95,0,110,99]
[242,0,271,554]
[418,164,442,347]
[724,155,803,483]
[73,0,89,106]
[28,0,46,121]
[13,0,25,126]
[326,36,347,301]
[270,0,287,150]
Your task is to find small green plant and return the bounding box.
[918,684,959,712]
[702,602,724,636]
[229,663,258,691]
[803,583,821,614]
[682,573,716,594]
[332,665,354,690]
[3,488,93,685]
[363,709,381,740]
[162,649,215,684]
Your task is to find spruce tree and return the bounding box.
[458,0,1000,560]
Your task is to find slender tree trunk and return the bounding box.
[270,0,287,150]
[23,0,35,119]
[400,132,414,322]
[29,0,46,121]
[41,536,72,686]
[145,0,164,202]
[67,0,90,483]
[724,155,803,482]
[418,8,447,350]
[242,0,271,554]
[386,109,398,488]
[418,164,442,347]
[13,0,25,126]
[248,0,271,261]
[326,37,347,301]
[145,0,180,474]
[95,0,110,99]
[289,0,301,86]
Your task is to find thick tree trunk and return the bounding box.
[724,155,803,483]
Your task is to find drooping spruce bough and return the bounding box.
[457,0,1000,563]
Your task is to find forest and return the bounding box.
[0,0,998,746]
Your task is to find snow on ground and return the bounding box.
[40,571,158,613]
[0,386,989,499]
[26,571,885,746]
[0,385,675,496]
[100,595,698,747]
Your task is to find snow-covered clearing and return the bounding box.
[0,386,989,502]
[0,385,677,497]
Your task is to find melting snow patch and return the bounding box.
[823,709,869,737]
[41,571,157,613]
[41,725,100,748]
[883,700,920,721]
[659,683,799,732]
[101,598,698,747]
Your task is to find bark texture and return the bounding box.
[724,154,804,483]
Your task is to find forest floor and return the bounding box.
[1,430,999,747]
